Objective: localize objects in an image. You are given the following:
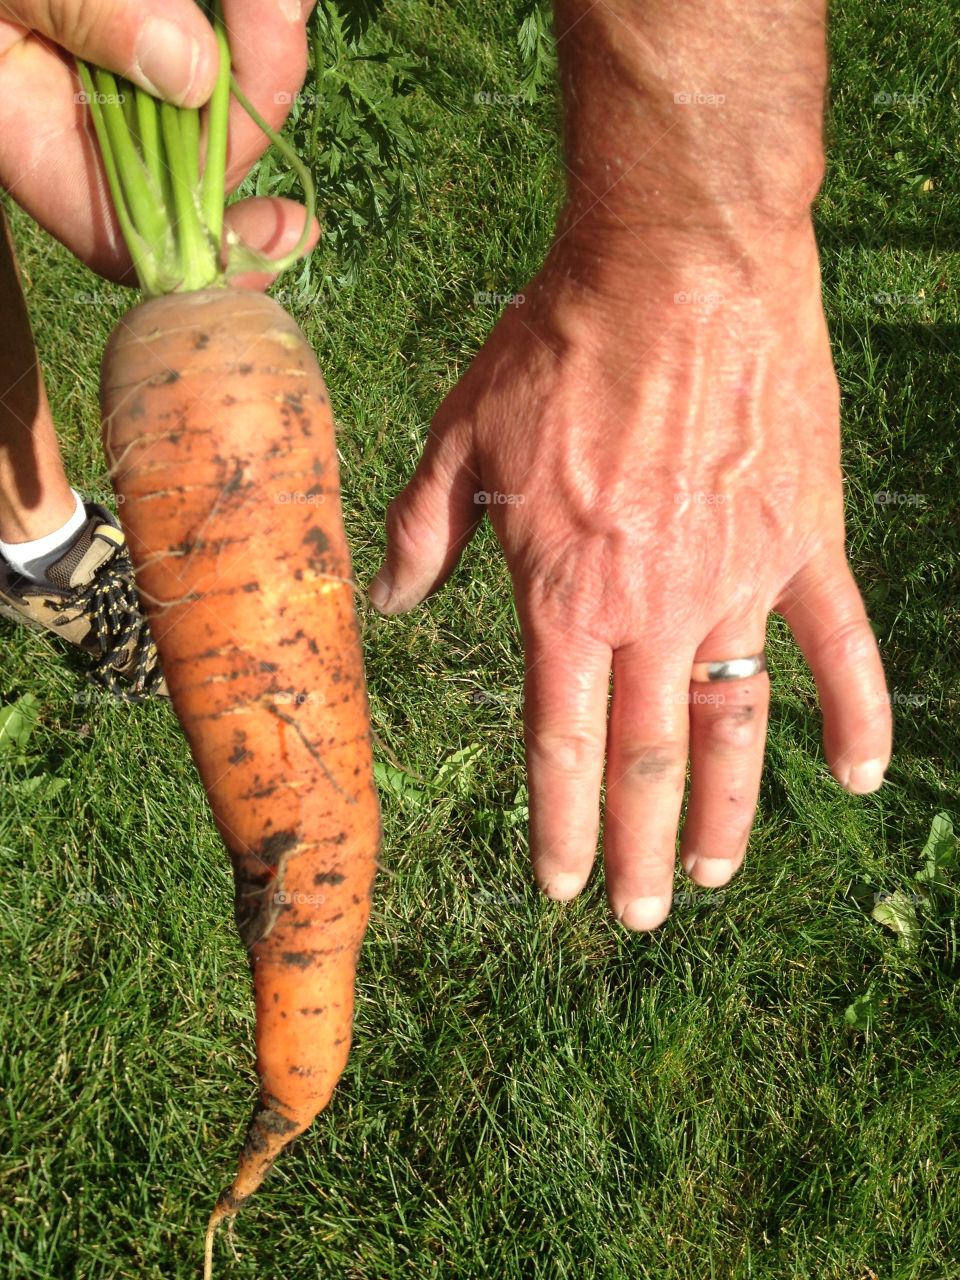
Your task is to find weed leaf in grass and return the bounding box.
[872,889,922,952]
[11,774,68,802]
[432,742,483,796]
[0,693,39,755]
[516,1,557,103]
[914,811,957,890]
[373,760,426,808]
[845,989,881,1031]
[373,742,484,809]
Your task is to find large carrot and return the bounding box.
[100,289,380,1261]
[76,6,381,1272]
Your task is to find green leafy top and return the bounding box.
[76,2,315,297]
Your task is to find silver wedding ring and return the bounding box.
[690,652,767,683]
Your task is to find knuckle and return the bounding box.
[529,730,603,776]
[616,741,686,782]
[818,618,877,671]
[45,0,96,50]
[699,700,761,751]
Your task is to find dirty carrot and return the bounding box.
[77,5,381,1273]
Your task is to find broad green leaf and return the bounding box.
[0,694,39,754]
[373,760,425,808]
[844,990,881,1030]
[502,787,529,830]
[915,812,957,888]
[11,774,46,796]
[433,742,483,794]
[872,890,921,951]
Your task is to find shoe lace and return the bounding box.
[70,550,165,702]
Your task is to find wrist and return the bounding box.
[552,0,828,237]
[541,212,823,316]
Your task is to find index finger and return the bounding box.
[221,0,313,190]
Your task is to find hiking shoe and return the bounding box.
[0,502,167,700]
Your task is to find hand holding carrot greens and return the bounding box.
[0,0,317,282]
[372,0,893,931]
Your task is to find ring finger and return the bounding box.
[680,629,770,888]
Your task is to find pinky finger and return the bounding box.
[777,548,892,793]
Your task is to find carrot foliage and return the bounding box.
[76,1,315,297]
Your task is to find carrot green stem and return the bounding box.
[94,69,170,256]
[76,0,316,298]
[135,90,163,198]
[200,9,232,245]
[159,100,216,291]
[222,75,317,281]
[75,62,159,291]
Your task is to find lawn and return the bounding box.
[1,2,958,1278]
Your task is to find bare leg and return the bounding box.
[0,204,76,544]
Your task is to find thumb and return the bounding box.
[2,0,218,106]
[369,421,482,615]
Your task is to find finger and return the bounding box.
[778,547,892,793]
[679,627,769,888]
[220,0,311,190]
[221,196,319,290]
[369,419,482,615]
[0,35,130,275]
[0,0,218,106]
[604,643,693,931]
[523,628,612,900]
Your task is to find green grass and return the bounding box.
[1,2,959,1277]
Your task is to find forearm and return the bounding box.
[551,0,828,241]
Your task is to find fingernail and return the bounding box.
[368,570,394,613]
[685,856,736,887]
[135,18,206,106]
[618,894,671,932]
[542,872,583,901]
[841,758,887,794]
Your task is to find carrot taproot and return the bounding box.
[99,288,381,1270]
[78,12,382,1266]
